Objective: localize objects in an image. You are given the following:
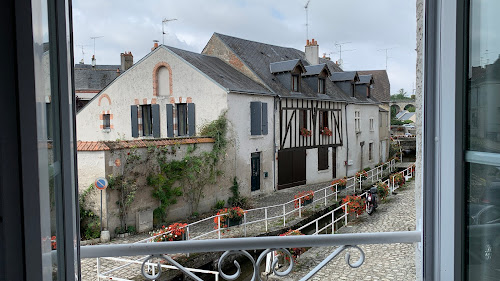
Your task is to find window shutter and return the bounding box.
[152,104,160,138]
[131,105,138,138]
[261,102,268,135]
[318,147,329,170]
[166,104,174,138]
[250,101,262,135]
[187,103,196,136]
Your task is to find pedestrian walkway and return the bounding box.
[276,179,417,280]
[80,162,411,281]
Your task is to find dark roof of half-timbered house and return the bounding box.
[330,71,358,82]
[270,59,306,74]
[204,33,349,102]
[303,64,331,77]
[356,74,374,85]
[358,70,390,102]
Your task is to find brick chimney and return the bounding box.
[151,41,159,51]
[120,52,133,71]
[305,38,319,65]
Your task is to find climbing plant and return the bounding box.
[148,112,228,222]
[79,184,101,240]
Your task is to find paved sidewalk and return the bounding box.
[80,163,412,280]
[275,179,417,281]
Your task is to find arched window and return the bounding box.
[157,66,170,96]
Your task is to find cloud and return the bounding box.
[72,0,417,93]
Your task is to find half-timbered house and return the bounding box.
[203,34,383,189]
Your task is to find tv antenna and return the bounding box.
[304,0,312,40]
[334,42,353,60]
[76,44,90,63]
[90,36,104,57]
[378,47,395,70]
[162,18,177,45]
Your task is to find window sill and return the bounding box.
[318,169,329,173]
[249,135,264,139]
[102,129,111,133]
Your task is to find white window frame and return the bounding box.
[354,110,361,133]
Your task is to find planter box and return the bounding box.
[302,199,313,206]
[227,218,243,227]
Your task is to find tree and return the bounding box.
[390,88,412,101]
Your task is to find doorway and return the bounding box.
[251,152,261,191]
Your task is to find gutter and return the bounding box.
[345,103,349,178]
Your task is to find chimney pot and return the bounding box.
[306,39,310,46]
[305,39,319,65]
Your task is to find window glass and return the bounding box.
[141,105,152,136]
[466,0,500,279]
[177,103,187,136]
[103,114,110,129]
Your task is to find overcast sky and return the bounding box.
[73,0,417,95]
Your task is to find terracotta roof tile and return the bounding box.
[76,137,214,151]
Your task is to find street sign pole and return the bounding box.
[95,177,108,233]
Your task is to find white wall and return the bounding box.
[226,93,275,195]
[76,46,228,141]
[305,147,336,184]
[345,103,381,177]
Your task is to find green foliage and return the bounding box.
[148,112,229,222]
[79,184,101,240]
[108,174,138,231]
[228,177,250,208]
[406,105,416,112]
[391,119,414,125]
[390,89,412,100]
[363,167,371,172]
[214,200,226,210]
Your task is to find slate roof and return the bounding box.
[166,46,272,95]
[471,56,500,85]
[396,111,406,119]
[303,64,331,76]
[357,74,373,84]
[208,33,348,101]
[399,112,415,121]
[358,70,390,102]
[269,59,305,74]
[74,63,120,91]
[330,71,358,82]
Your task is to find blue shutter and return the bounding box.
[261,102,268,135]
[166,104,174,138]
[131,105,138,138]
[187,103,196,136]
[250,101,262,135]
[152,104,160,138]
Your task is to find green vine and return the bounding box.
[79,184,101,240]
[148,112,228,223]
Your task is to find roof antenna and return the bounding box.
[76,44,90,64]
[162,18,177,45]
[304,0,312,40]
[377,47,395,70]
[90,36,104,58]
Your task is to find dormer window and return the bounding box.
[292,75,300,92]
[318,78,325,94]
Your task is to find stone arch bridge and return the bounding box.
[390,99,416,113]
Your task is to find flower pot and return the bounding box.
[227,218,242,227]
[302,199,313,206]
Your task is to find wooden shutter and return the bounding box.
[250,101,262,135]
[131,105,138,138]
[166,104,174,138]
[187,103,196,136]
[261,102,268,135]
[318,147,329,170]
[152,104,160,138]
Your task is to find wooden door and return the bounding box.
[277,149,306,190]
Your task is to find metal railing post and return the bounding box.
[283,205,286,226]
[265,208,268,232]
[315,220,319,235]
[344,204,348,225]
[299,197,302,218]
[244,213,247,237]
[324,189,327,206]
[335,185,338,201]
[186,225,190,257]
[218,215,221,239]
[97,257,100,280]
[332,211,335,234]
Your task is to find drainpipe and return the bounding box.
[345,103,349,178]
[273,96,279,191]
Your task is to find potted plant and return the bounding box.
[321,127,333,136]
[331,178,347,190]
[214,207,246,228]
[376,182,389,200]
[151,222,188,242]
[355,170,368,181]
[390,173,405,187]
[294,190,314,208]
[342,195,365,216]
[300,127,312,137]
[278,229,306,263]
